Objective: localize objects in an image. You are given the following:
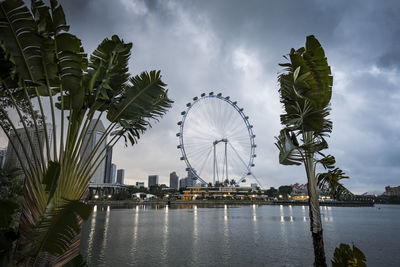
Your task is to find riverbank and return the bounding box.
[87,199,375,207]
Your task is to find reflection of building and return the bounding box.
[385,186,400,197]
[148,175,159,187]
[81,120,106,184]
[104,146,113,183]
[5,125,52,171]
[0,149,7,168]
[116,169,125,184]
[170,172,179,189]
[136,182,145,187]
[111,164,116,184]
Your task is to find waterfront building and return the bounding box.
[180,186,266,200]
[111,164,116,184]
[117,169,125,184]
[170,172,179,189]
[385,186,400,197]
[80,120,107,184]
[5,124,52,171]
[0,149,6,168]
[136,182,145,187]
[148,175,159,187]
[104,145,113,183]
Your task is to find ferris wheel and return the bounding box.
[177,92,257,186]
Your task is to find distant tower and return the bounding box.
[111,163,117,184]
[170,172,179,189]
[148,175,159,187]
[103,146,113,183]
[80,120,106,184]
[0,149,7,168]
[117,169,125,184]
[5,124,52,171]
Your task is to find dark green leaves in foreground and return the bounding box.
[332,243,367,267]
[278,35,333,136]
[30,200,92,256]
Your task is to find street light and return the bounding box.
[108,195,112,199]
[94,195,99,199]
[279,195,283,199]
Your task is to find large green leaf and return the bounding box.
[0,0,44,87]
[85,35,132,114]
[29,199,92,256]
[275,129,302,165]
[278,35,333,136]
[332,243,367,267]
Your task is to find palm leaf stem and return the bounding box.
[22,83,46,174]
[70,123,119,197]
[33,87,52,162]
[64,113,102,186]
[41,57,58,162]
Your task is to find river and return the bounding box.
[80,204,400,266]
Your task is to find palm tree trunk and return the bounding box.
[304,133,327,267]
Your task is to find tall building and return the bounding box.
[385,186,400,197]
[103,146,113,183]
[136,182,145,187]
[170,172,179,189]
[117,169,125,184]
[111,163,117,184]
[5,125,52,171]
[80,120,106,184]
[179,170,197,188]
[148,175,159,187]
[0,149,7,168]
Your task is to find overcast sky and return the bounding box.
[4,0,400,194]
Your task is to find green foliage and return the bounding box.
[332,243,367,267]
[0,0,172,265]
[29,200,92,256]
[317,168,353,200]
[265,187,278,198]
[278,186,293,198]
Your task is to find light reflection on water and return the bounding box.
[80,204,400,267]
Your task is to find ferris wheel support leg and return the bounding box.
[225,141,228,182]
[213,143,216,186]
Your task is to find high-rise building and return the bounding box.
[80,120,106,184]
[5,125,52,171]
[111,163,117,184]
[148,175,159,187]
[179,170,197,188]
[103,146,113,183]
[170,172,179,189]
[117,169,125,184]
[136,182,145,187]
[0,149,7,168]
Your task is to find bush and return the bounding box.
[332,243,367,267]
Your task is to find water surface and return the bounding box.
[80,204,400,266]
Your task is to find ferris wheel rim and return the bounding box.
[177,93,256,185]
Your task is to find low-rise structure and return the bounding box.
[180,187,265,200]
[136,182,145,187]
